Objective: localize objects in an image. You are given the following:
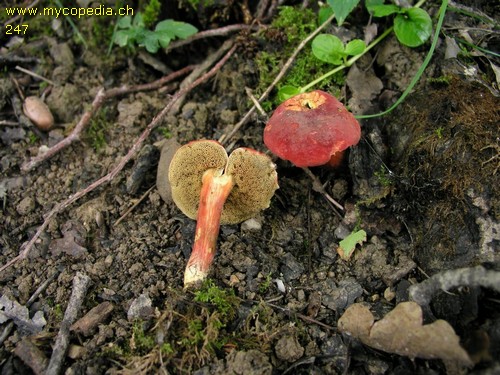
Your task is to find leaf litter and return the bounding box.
[338,301,472,367]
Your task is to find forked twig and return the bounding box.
[21,65,195,172]
[0,42,238,273]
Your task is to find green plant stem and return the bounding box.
[54,0,87,48]
[356,0,448,119]
[300,0,428,94]
[300,27,393,93]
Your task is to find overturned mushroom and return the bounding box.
[264,90,361,209]
[168,140,278,287]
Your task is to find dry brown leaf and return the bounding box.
[338,302,472,367]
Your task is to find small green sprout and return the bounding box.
[337,229,367,261]
[367,1,432,48]
[113,12,197,53]
[312,35,366,66]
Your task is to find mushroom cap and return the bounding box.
[263,90,361,167]
[224,147,279,224]
[168,140,278,225]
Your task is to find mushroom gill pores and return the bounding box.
[168,140,279,287]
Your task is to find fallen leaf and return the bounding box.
[338,302,472,367]
[337,229,366,260]
[49,220,88,259]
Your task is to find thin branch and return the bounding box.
[45,272,91,375]
[409,266,500,306]
[301,167,344,212]
[15,65,57,87]
[218,13,336,146]
[0,43,237,273]
[166,24,259,52]
[114,185,155,227]
[21,65,195,172]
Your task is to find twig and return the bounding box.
[218,13,336,146]
[0,43,237,273]
[114,185,155,227]
[15,66,57,87]
[266,302,336,331]
[0,120,19,127]
[166,24,258,52]
[21,65,195,172]
[245,87,266,116]
[409,266,500,306]
[301,167,344,212]
[45,272,91,375]
[0,56,40,65]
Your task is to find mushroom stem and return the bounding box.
[184,169,235,287]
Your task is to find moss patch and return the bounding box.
[388,77,499,270]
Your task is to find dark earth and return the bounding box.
[0,0,499,374]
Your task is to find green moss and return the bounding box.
[132,321,156,354]
[85,109,110,152]
[142,0,161,28]
[254,6,345,107]
[258,273,273,294]
[27,131,38,144]
[194,279,239,319]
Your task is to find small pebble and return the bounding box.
[241,217,262,231]
[384,287,396,302]
[23,96,54,131]
[16,196,35,215]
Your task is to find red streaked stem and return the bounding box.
[184,169,234,287]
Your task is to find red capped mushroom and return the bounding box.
[264,90,361,210]
[168,140,278,287]
[264,90,361,168]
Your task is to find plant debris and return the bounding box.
[338,301,473,367]
[0,295,46,335]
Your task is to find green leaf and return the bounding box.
[132,12,145,28]
[318,6,334,25]
[157,33,172,48]
[155,19,198,39]
[394,8,432,47]
[141,31,160,53]
[113,30,130,47]
[278,85,301,102]
[365,0,384,7]
[312,34,344,65]
[337,230,367,261]
[327,0,360,26]
[367,4,401,17]
[116,15,132,29]
[344,39,366,56]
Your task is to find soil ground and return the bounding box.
[0,1,499,374]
